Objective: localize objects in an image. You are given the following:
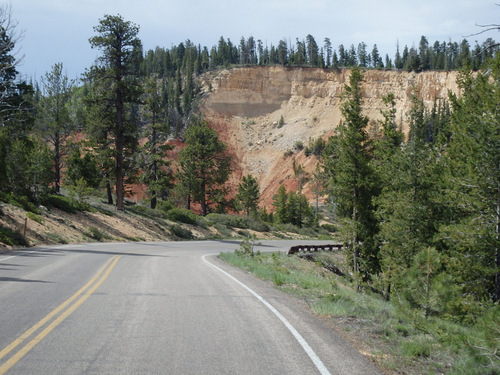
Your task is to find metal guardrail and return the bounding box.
[287,243,343,255]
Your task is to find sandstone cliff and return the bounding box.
[199,66,460,209]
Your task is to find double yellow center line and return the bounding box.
[0,255,122,374]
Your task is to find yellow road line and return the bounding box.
[0,255,122,374]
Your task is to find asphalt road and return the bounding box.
[0,240,381,374]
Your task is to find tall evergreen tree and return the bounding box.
[237,174,260,217]
[306,34,319,66]
[272,184,288,224]
[441,58,500,303]
[375,93,449,307]
[0,5,34,193]
[322,67,379,281]
[324,38,332,67]
[87,14,143,210]
[35,63,75,193]
[138,76,174,209]
[177,119,231,216]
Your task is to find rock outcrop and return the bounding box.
[200,66,460,208]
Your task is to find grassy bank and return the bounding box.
[219,250,499,375]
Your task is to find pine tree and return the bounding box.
[177,119,231,216]
[138,76,174,209]
[35,63,75,193]
[272,184,288,224]
[322,67,379,280]
[375,93,445,300]
[441,57,500,303]
[236,174,260,217]
[87,14,143,210]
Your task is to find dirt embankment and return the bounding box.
[200,66,460,208]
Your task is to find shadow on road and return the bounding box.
[0,277,54,283]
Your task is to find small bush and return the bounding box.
[234,234,260,257]
[86,226,109,242]
[277,115,285,128]
[297,226,318,238]
[26,212,43,224]
[170,224,193,239]
[1,193,40,214]
[294,141,304,151]
[213,223,233,238]
[400,335,434,358]
[276,223,300,234]
[305,137,326,157]
[273,273,286,286]
[321,223,337,232]
[206,213,248,229]
[130,204,168,220]
[247,218,270,232]
[157,200,175,212]
[0,225,28,247]
[44,194,91,213]
[167,208,199,225]
[44,232,68,244]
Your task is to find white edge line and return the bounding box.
[202,254,332,375]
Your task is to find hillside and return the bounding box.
[0,66,462,250]
[199,66,460,207]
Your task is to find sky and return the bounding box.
[11,0,500,81]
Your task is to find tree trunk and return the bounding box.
[201,179,207,216]
[106,180,113,205]
[150,128,158,210]
[115,83,125,211]
[495,166,500,302]
[115,136,124,211]
[54,134,61,193]
[151,189,157,209]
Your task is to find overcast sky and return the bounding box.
[12,0,500,80]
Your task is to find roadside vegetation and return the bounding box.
[0,186,337,247]
[220,248,500,375]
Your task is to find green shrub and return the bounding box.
[213,223,233,238]
[0,193,40,214]
[0,225,28,247]
[400,335,434,358]
[170,224,193,239]
[297,226,318,238]
[276,223,300,234]
[277,115,285,128]
[130,204,168,220]
[157,200,175,212]
[167,208,199,225]
[44,194,91,213]
[26,212,43,224]
[305,137,326,157]
[294,140,304,151]
[206,213,248,229]
[321,223,337,232]
[247,218,270,232]
[86,226,110,242]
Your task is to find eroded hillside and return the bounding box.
[199,66,460,207]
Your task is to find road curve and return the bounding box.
[0,240,381,374]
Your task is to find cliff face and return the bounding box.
[199,66,460,208]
